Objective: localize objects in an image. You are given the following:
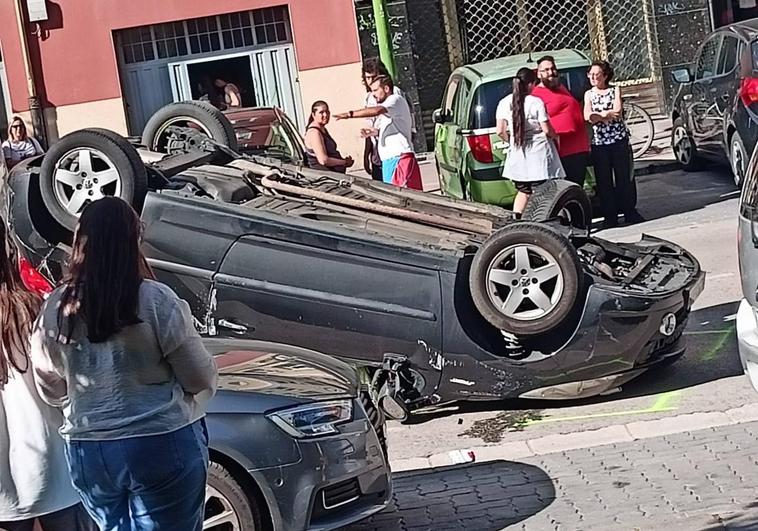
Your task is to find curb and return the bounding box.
[388,403,758,472]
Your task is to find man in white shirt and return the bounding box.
[335,76,422,190]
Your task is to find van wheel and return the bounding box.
[730,131,748,188]
[672,118,701,171]
[523,180,592,232]
[142,101,238,154]
[205,462,263,530]
[469,222,582,336]
[39,128,147,230]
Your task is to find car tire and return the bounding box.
[206,461,263,531]
[730,130,748,188]
[522,179,592,231]
[671,117,701,172]
[469,222,583,336]
[142,101,239,154]
[39,128,148,230]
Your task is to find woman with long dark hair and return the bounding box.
[496,67,564,214]
[30,197,218,530]
[304,100,354,173]
[0,220,94,531]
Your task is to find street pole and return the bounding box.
[13,0,47,148]
[372,0,397,79]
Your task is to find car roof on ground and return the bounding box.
[455,49,592,84]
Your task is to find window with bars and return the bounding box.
[117,6,291,65]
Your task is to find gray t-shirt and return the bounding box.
[30,280,218,441]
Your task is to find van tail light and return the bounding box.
[466,134,494,163]
[740,77,758,106]
[18,256,53,295]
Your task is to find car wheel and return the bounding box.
[671,118,701,171]
[142,101,239,154]
[730,131,748,188]
[205,462,263,531]
[469,222,582,336]
[39,128,148,230]
[522,180,592,232]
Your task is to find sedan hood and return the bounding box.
[204,339,359,402]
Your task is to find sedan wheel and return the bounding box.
[204,484,242,530]
[486,244,564,321]
[52,148,122,216]
[672,126,693,166]
[730,133,747,188]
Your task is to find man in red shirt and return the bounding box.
[531,56,591,186]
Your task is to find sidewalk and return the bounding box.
[344,420,758,530]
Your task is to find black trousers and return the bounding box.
[591,140,634,222]
[0,504,96,531]
[560,152,589,187]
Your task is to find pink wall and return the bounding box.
[0,0,361,112]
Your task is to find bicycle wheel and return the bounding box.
[624,102,654,159]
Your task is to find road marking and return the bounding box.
[524,391,681,426]
[699,328,735,363]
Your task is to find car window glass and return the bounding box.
[467,66,588,130]
[455,79,471,124]
[751,41,758,70]
[236,117,295,160]
[717,36,739,75]
[443,78,460,114]
[696,36,721,80]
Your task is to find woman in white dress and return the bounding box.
[496,67,565,214]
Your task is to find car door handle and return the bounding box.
[217,319,250,333]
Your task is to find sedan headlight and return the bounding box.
[267,400,353,438]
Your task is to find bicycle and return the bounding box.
[622,94,655,160]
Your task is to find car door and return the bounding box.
[435,76,462,194]
[739,148,758,313]
[211,212,444,389]
[714,34,743,147]
[690,34,724,155]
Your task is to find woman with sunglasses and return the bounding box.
[2,117,44,170]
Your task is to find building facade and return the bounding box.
[0,0,368,160]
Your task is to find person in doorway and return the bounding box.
[335,75,422,190]
[584,60,644,228]
[496,67,564,215]
[30,197,218,531]
[304,100,354,173]
[215,78,242,108]
[532,56,590,186]
[361,58,416,181]
[0,221,96,531]
[2,117,44,170]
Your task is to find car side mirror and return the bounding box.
[672,68,692,84]
[433,109,452,124]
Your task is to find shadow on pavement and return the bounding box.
[405,301,741,427]
[343,460,554,531]
[631,165,738,224]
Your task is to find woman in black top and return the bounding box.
[304,101,353,173]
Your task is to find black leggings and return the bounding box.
[591,140,634,222]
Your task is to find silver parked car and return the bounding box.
[199,340,391,530]
[737,146,758,387]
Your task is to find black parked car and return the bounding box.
[6,102,704,420]
[671,18,758,186]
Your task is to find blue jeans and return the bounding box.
[64,420,209,531]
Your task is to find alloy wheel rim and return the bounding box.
[203,485,241,530]
[486,244,564,321]
[673,127,692,165]
[53,148,122,216]
[731,138,745,187]
[153,116,213,152]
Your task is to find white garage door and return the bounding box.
[116,7,303,134]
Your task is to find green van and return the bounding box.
[433,49,596,207]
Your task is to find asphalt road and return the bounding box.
[388,162,747,465]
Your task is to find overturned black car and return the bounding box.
[5,102,705,419]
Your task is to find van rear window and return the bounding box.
[468,66,590,130]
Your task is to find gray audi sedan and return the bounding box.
[192,340,390,530]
